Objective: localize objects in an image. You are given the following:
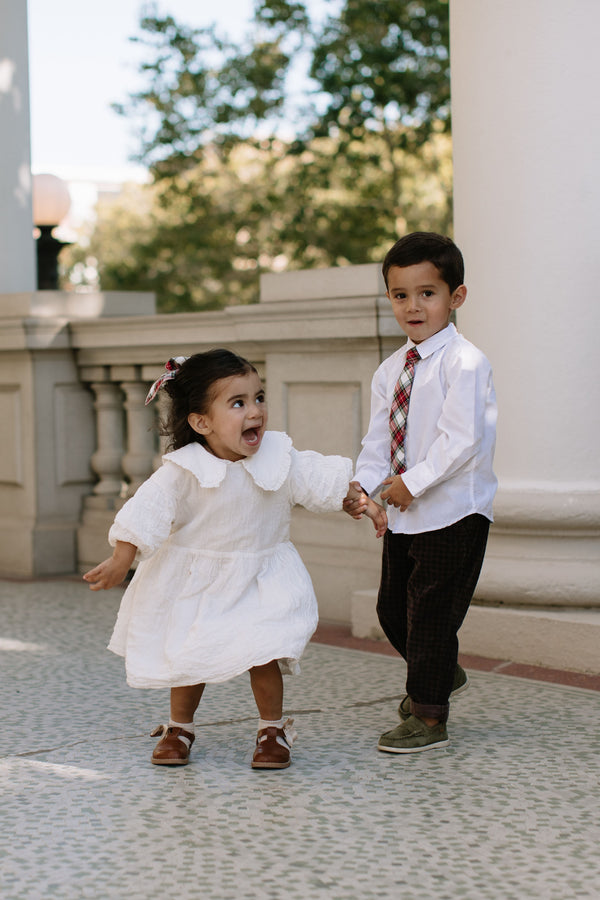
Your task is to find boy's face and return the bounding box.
[386,262,466,344]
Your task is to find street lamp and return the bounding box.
[33,173,71,290]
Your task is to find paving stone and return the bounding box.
[1,580,599,899]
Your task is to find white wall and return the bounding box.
[450,0,600,605]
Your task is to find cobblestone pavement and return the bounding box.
[1,579,599,900]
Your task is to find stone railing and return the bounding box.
[0,266,399,624]
[2,266,599,636]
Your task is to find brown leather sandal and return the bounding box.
[251,718,296,770]
[150,724,195,766]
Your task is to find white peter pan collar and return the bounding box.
[162,431,293,491]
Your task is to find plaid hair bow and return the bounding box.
[145,356,188,405]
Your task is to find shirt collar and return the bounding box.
[162,430,292,491]
[406,322,457,360]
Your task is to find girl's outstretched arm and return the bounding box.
[83,541,137,591]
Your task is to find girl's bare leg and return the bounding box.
[249,660,283,720]
[249,661,293,769]
[152,683,205,766]
[170,683,206,722]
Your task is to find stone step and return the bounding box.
[350,589,600,675]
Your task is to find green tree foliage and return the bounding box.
[309,0,450,140]
[63,0,452,311]
[112,6,306,177]
[305,0,450,226]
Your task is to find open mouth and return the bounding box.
[242,427,261,446]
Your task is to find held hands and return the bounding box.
[82,541,137,591]
[380,475,414,512]
[343,481,388,538]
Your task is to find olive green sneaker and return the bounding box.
[397,664,469,721]
[451,663,470,697]
[397,694,412,721]
[378,715,449,754]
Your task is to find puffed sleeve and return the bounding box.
[108,463,180,560]
[288,448,353,513]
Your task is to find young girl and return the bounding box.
[84,349,386,769]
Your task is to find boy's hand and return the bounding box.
[343,481,369,520]
[83,541,137,591]
[381,475,414,512]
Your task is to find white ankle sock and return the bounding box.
[258,717,285,730]
[169,719,195,733]
[257,717,292,749]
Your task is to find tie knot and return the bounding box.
[405,347,420,364]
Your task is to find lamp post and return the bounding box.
[33,173,72,290]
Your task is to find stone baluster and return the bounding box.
[152,392,170,471]
[89,379,125,496]
[141,364,170,471]
[116,366,156,496]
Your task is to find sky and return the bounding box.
[27,0,330,183]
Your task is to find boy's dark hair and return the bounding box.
[382,232,464,292]
[162,349,258,451]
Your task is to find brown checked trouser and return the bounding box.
[376,514,490,723]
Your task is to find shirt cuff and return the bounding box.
[401,465,431,499]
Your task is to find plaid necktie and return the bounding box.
[390,346,421,475]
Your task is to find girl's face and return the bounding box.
[187,371,267,461]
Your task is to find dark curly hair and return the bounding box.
[161,349,258,451]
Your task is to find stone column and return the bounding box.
[89,381,125,496]
[118,371,156,495]
[450,0,600,604]
[0,0,35,292]
[76,376,125,570]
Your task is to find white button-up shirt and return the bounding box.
[354,323,497,534]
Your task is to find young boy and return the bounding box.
[345,232,497,753]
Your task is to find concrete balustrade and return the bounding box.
[70,266,393,620]
[0,271,394,625]
[1,269,598,646]
[0,291,156,577]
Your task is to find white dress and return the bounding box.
[107,431,353,689]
